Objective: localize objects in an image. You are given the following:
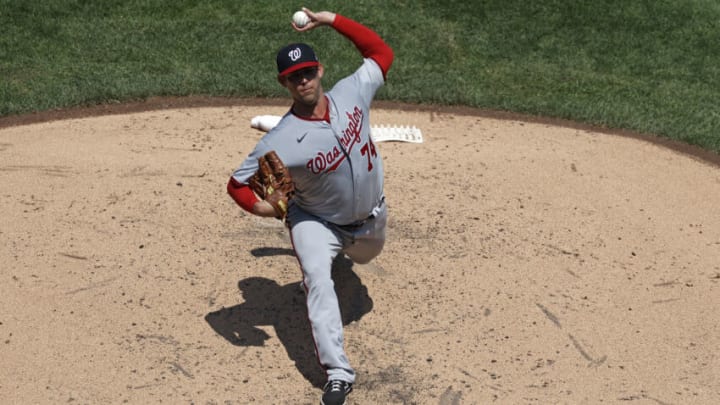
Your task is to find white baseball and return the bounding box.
[293,10,309,28]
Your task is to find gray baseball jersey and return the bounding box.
[232,58,385,226]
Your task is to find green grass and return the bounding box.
[1,0,719,153]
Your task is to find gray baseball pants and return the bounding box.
[287,200,387,383]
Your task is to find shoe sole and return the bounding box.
[320,392,350,405]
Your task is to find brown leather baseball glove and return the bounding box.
[248,151,295,219]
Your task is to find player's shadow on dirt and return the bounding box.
[204,255,373,388]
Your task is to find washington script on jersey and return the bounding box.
[339,106,364,150]
[306,106,367,174]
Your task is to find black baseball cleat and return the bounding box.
[320,380,353,405]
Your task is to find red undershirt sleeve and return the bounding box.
[332,14,394,78]
[227,177,259,213]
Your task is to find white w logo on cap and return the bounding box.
[289,47,302,61]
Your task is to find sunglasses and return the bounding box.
[287,67,319,85]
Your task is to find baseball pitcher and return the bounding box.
[226,8,394,405]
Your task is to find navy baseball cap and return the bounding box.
[276,43,319,76]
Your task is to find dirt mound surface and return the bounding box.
[1,101,718,404]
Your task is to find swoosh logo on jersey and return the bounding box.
[296,133,308,143]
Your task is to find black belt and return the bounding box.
[335,198,384,231]
[336,214,374,231]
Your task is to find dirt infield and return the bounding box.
[1,99,718,404]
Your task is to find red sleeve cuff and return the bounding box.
[227,177,259,213]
